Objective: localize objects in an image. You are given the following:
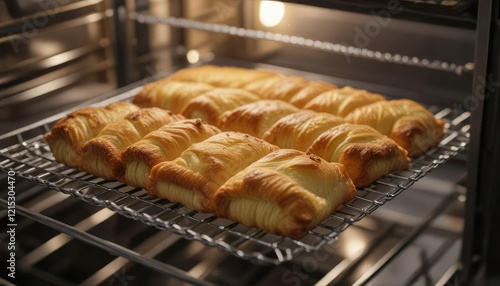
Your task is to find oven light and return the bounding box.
[259,1,285,28]
[187,49,200,64]
[343,235,367,258]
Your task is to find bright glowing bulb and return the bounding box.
[186,50,200,64]
[343,236,366,258]
[259,1,285,28]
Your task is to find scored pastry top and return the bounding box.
[147,131,279,211]
[345,99,444,156]
[45,101,140,167]
[303,86,385,117]
[213,149,356,238]
[180,88,260,125]
[167,65,279,88]
[263,110,346,151]
[132,80,214,114]
[218,99,300,138]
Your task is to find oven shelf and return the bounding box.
[0,70,469,266]
[131,12,474,75]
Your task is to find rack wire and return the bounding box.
[0,90,469,265]
[130,12,474,75]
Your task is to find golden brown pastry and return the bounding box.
[307,123,410,187]
[242,75,309,101]
[45,102,140,167]
[147,132,279,211]
[303,86,385,117]
[132,80,214,113]
[79,108,185,179]
[345,99,445,156]
[288,81,338,108]
[167,65,278,88]
[212,149,356,238]
[122,119,221,188]
[263,110,346,151]
[218,100,300,138]
[180,88,260,125]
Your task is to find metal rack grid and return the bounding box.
[0,93,469,266]
[130,12,474,75]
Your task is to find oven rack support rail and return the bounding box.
[129,12,474,75]
[0,102,469,266]
[0,198,215,286]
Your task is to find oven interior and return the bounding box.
[0,0,481,285]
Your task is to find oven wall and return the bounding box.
[0,0,116,133]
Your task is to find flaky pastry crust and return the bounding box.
[242,75,309,101]
[303,86,385,117]
[45,102,139,167]
[132,80,214,113]
[213,149,356,238]
[181,88,260,125]
[345,99,445,156]
[167,65,279,88]
[263,110,346,151]
[79,108,185,179]
[122,119,221,188]
[218,100,299,138]
[289,81,338,108]
[147,132,279,211]
[307,123,410,187]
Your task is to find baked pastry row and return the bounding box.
[136,66,444,157]
[134,80,417,186]
[134,67,380,115]
[167,65,350,108]
[134,81,261,126]
[47,102,407,190]
[122,118,221,188]
[165,65,389,113]
[148,134,356,238]
[46,107,356,237]
[220,107,410,187]
[44,66,445,237]
[47,73,439,190]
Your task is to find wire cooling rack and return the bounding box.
[0,96,469,265]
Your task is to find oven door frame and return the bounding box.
[461,0,500,285]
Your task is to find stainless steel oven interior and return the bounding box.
[1,0,499,285]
